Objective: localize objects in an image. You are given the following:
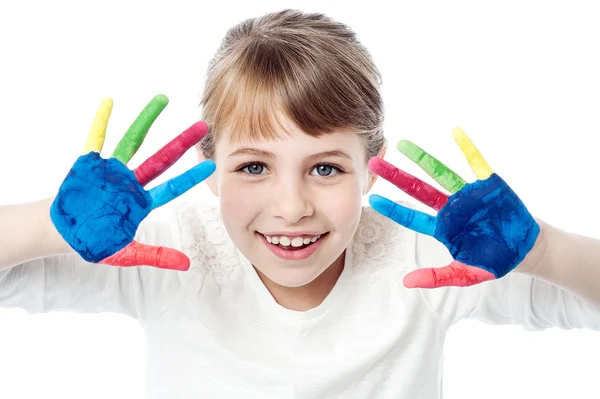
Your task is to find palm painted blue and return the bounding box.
[437,173,539,277]
[50,152,152,262]
[370,173,539,278]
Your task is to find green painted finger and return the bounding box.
[111,94,169,164]
[397,139,467,193]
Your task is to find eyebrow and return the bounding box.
[227,147,353,161]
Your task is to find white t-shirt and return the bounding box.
[1,201,599,398]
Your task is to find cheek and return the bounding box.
[220,176,269,201]
[317,176,364,230]
[218,177,266,229]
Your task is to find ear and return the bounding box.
[195,144,219,197]
[363,139,388,195]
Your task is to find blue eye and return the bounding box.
[242,164,266,175]
[311,164,340,177]
[238,163,342,177]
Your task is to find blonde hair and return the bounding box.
[199,9,385,162]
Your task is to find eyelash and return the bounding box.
[236,162,344,178]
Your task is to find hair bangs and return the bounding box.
[211,66,291,144]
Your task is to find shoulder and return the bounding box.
[354,200,484,326]
[351,200,425,275]
[352,199,456,278]
[169,200,241,284]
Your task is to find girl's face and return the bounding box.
[210,119,373,288]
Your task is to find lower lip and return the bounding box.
[258,233,326,261]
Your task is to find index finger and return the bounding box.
[148,160,216,210]
[111,94,169,165]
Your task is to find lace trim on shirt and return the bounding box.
[351,207,412,274]
[176,202,241,285]
[176,202,415,284]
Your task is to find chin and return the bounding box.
[259,265,323,288]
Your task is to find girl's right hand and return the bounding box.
[49,95,215,271]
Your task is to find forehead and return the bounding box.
[217,125,366,161]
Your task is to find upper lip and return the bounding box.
[258,231,326,237]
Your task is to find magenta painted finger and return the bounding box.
[369,157,449,211]
[134,121,209,186]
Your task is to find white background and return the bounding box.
[1,0,599,398]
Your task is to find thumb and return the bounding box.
[99,240,190,271]
[404,261,495,289]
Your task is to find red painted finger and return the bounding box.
[403,260,495,288]
[368,157,449,211]
[134,121,209,186]
[99,240,190,271]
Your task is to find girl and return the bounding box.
[1,9,599,399]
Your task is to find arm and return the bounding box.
[516,219,600,312]
[414,229,600,331]
[0,213,185,320]
[369,128,600,329]
[1,95,213,319]
[0,197,72,271]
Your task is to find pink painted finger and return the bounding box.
[134,121,209,186]
[99,240,190,271]
[368,157,449,211]
[403,260,495,288]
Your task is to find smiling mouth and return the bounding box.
[257,232,329,250]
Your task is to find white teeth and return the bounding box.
[262,233,322,246]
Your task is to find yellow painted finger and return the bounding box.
[83,97,113,155]
[452,127,494,180]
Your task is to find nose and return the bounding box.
[270,177,314,224]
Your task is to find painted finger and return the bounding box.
[397,139,467,194]
[403,260,496,288]
[111,94,169,164]
[369,194,436,236]
[368,157,449,211]
[148,160,216,210]
[452,127,494,180]
[134,121,209,186]
[99,240,190,271]
[83,97,113,155]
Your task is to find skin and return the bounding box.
[196,117,385,311]
[53,95,213,270]
[369,129,538,287]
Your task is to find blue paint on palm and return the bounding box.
[434,173,539,278]
[50,152,152,262]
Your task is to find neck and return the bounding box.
[255,251,346,311]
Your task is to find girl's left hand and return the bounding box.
[368,127,540,289]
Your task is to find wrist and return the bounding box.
[514,217,551,275]
[39,197,73,256]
